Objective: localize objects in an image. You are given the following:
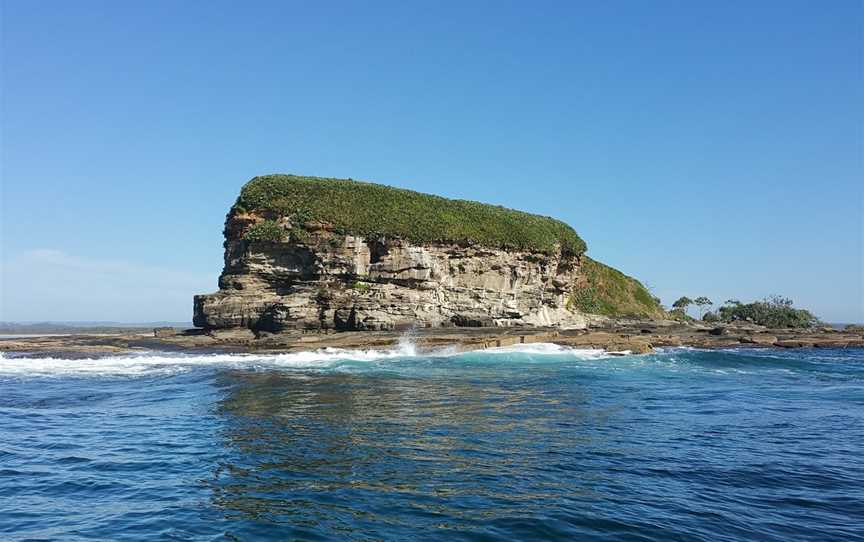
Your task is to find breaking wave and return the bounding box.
[0,342,612,378]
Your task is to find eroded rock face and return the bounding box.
[194,216,588,332]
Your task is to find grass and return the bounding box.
[569,257,666,318]
[234,174,587,255]
[243,220,284,242]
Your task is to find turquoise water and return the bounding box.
[1,344,862,541]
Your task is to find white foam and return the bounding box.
[478,342,609,358]
[0,341,615,378]
[0,342,418,378]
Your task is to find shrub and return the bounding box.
[243,220,284,242]
[669,308,694,322]
[702,311,720,323]
[569,257,666,318]
[717,296,819,328]
[234,174,587,255]
[569,284,601,314]
[351,281,371,294]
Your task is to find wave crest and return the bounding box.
[0,342,610,378]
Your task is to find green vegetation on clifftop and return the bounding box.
[569,257,666,318]
[235,175,587,255]
[243,220,284,242]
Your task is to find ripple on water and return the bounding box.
[0,346,862,541]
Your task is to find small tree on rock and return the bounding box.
[672,296,693,316]
[694,296,713,319]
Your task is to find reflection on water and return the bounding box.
[201,348,864,541]
[208,369,616,538]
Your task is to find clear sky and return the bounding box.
[1,0,862,323]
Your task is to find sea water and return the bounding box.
[1,344,862,541]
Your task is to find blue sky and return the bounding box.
[1,0,862,323]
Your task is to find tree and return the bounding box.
[672,296,693,315]
[694,296,713,319]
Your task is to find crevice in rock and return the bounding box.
[368,240,389,264]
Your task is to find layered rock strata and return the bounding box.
[194,217,588,332]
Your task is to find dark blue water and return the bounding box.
[1,344,862,541]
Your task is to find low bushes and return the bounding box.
[243,220,284,242]
[569,257,665,318]
[234,174,587,255]
[717,296,819,328]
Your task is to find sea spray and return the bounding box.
[396,326,419,357]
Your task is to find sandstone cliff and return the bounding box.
[194,175,662,332]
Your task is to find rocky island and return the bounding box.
[3,175,861,357]
[193,174,664,336]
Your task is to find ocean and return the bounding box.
[1,343,862,541]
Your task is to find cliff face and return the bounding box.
[194,213,587,331]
